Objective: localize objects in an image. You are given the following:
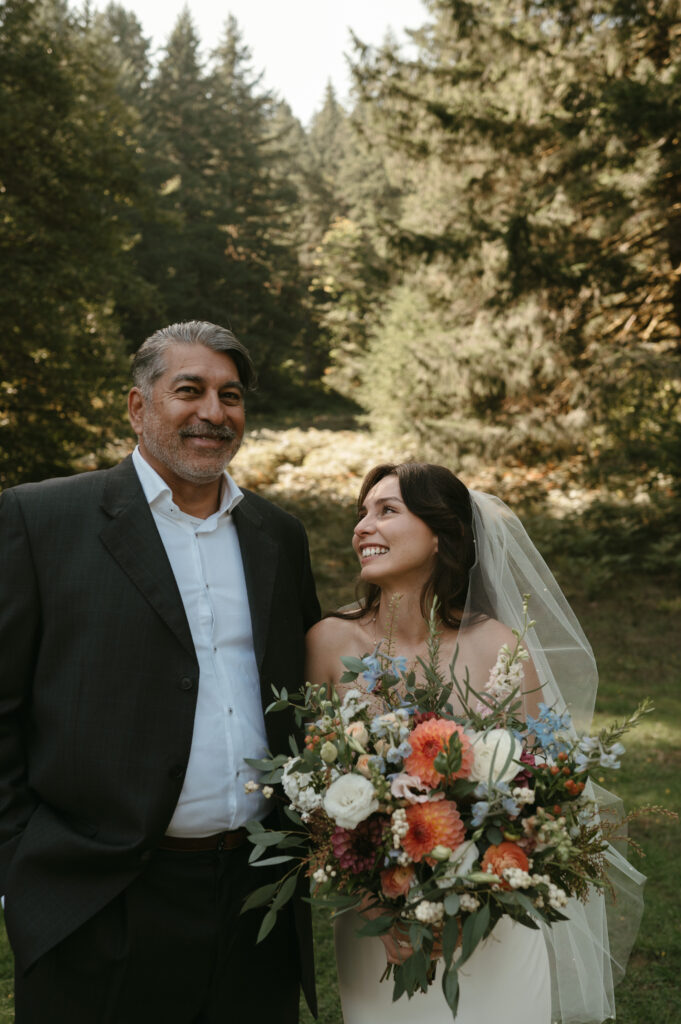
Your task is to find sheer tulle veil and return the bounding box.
[461,491,645,1024]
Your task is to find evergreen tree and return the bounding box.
[97,2,151,102]
[207,16,310,386]
[341,0,681,482]
[0,0,144,486]
[306,84,397,396]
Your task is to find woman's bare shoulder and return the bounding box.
[306,614,360,644]
[463,616,517,650]
[306,614,371,687]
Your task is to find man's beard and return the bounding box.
[143,418,242,484]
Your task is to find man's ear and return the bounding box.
[128,388,145,435]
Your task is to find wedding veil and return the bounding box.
[461,491,645,1024]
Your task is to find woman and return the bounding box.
[306,463,643,1024]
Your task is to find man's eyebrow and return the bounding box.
[170,373,244,393]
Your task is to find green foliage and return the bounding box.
[324,0,681,482]
[0,0,143,486]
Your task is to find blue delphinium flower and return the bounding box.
[369,754,386,774]
[361,654,383,691]
[526,702,573,758]
[502,795,520,816]
[370,716,388,738]
[471,801,489,827]
[390,656,408,677]
[385,740,412,764]
[599,742,625,769]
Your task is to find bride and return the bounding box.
[305,463,644,1024]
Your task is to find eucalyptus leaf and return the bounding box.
[409,923,427,952]
[280,802,303,827]
[240,881,279,914]
[271,874,298,911]
[244,819,266,834]
[244,755,288,771]
[256,907,277,944]
[444,891,460,917]
[442,913,460,965]
[246,830,287,847]
[442,965,460,1015]
[340,656,367,673]
[460,903,491,964]
[486,825,504,845]
[251,855,295,867]
[265,700,290,713]
[392,967,406,1002]
[304,892,360,910]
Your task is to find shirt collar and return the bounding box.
[132,445,243,517]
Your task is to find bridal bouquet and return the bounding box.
[243,601,650,1019]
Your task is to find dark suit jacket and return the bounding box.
[0,456,319,1007]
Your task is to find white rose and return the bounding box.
[469,729,523,784]
[323,773,379,829]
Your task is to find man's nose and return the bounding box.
[196,391,224,423]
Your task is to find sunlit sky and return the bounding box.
[89,0,426,126]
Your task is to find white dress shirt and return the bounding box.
[132,446,269,835]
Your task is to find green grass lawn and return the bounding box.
[0,493,678,1023]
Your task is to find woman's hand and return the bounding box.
[358,895,442,965]
[380,920,416,965]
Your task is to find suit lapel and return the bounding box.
[98,458,196,658]
[233,497,277,673]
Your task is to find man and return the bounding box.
[0,321,319,1022]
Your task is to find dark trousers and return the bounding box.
[14,843,301,1023]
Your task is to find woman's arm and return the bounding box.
[305,617,347,691]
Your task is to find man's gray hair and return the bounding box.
[131,320,256,396]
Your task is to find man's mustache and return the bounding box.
[179,425,239,442]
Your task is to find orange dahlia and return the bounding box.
[481,841,529,889]
[405,718,474,787]
[401,800,466,863]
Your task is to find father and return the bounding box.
[0,321,319,1022]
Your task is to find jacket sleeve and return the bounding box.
[297,518,321,632]
[0,488,40,887]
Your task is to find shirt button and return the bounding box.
[228,707,233,714]
[179,677,195,691]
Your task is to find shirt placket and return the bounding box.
[194,520,237,822]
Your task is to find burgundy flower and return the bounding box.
[513,748,536,784]
[413,711,439,727]
[331,816,388,874]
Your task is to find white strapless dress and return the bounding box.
[334,912,552,1024]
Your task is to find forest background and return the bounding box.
[0,0,679,1021]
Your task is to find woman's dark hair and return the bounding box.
[343,462,477,629]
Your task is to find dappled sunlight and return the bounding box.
[235,427,419,502]
[591,718,681,752]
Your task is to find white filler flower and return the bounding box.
[323,773,379,829]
